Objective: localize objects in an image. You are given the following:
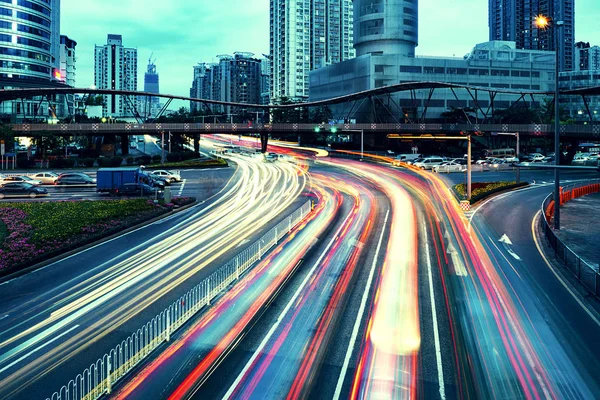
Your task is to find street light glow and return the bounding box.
[534,15,550,29]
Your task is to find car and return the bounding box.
[55,173,96,186]
[0,176,42,186]
[450,158,468,165]
[137,136,145,142]
[31,172,59,185]
[572,153,591,165]
[0,182,48,199]
[413,157,444,170]
[150,170,182,182]
[541,156,555,164]
[524,153,545,162]
[147,173,171,186]
[264,152,278,162]
[433,161,466,173]
[116,183,160,197]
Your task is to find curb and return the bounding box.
[0,200,199,284]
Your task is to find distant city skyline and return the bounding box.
[61,0,600,107]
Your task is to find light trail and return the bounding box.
[114,182,338,399]
[0,151,307,398]
[223,172,378,400]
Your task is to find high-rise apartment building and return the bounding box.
[59,35,76,116]
[189,53,262,118]
[270,0,355,101]
[260,54,271,105]
[488,0,574,71]
[574,42,600,71]
[94,34,138,118]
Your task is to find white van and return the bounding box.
[392,154,421,166]
[413,157,444,170]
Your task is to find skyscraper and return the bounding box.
[353,0,418,57]
[59,35,77,116]
[189,53,262,118]
[488,0,574,71]
[0,0,65,121]
[270,0,355,102]
[94,34,138,118]
[574,42,600,71]
[142,56,160,118]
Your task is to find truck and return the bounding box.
[96,167,160,195]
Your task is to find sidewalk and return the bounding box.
[554,192,600,270]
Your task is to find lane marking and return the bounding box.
[0,315,8,321]
[332,209,390,400]
[422,217,446,400]
[0,324,79,374]
[178,179,186,196]
[531,211,600,328]
[223,206,356,400]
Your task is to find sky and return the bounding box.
[61,0,600,108]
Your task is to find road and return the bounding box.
[0,152,307,399]
[109,150,600,399]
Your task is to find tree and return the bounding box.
[271,97,309,123]
[440,106,476,123]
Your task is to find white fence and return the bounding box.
[46,199,313,400]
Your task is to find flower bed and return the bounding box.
[454,181,529,204]
[0,197,195,275]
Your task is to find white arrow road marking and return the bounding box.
[497,234,521,261]
[498,234,513,245]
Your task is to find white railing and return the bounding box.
[46,199,313,400]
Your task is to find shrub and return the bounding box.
[137,155,151,165]
[454,181,529,203]
[96,158,108,167]
[151,155,162,163]
[81,158,95,167]
[110,156,123,167]
[166,152,182,162]
[49,158,65,168]
[181,150,196,160]
[63,158,76,168]
[126,156,134,165]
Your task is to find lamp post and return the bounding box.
[535,15,564,229]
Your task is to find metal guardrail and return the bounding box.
[541,179,600,299]
[46,199,313,400]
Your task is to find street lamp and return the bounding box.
[535,14,564,229]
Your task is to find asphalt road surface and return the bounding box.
[0,154,307,399]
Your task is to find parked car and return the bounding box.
[1,176,42,186]
[572,153,591,165]
[116,183,160,197]
[55,173,96,186]
[433,161,467,173]
[31,172,59,185]
[0,182,48,199]
[541,156,555,164]
[413,157,444,170]
[150,170,182,182]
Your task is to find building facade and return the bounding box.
[353,0,417,57]
[59,35,76,116]
[488,0,574,71]
[310,41,555,121]
[270,0,355,102]
[260,54,271,105]
[94,34,138,118]
[560,71,600,122]
[574,42,600,72]
[0,0,67,122]
[189,53,262,119]
[140,57,160,119]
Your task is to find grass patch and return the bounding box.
[0,198,194,275]
[147,158,228,169]
[454,181,529,204]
